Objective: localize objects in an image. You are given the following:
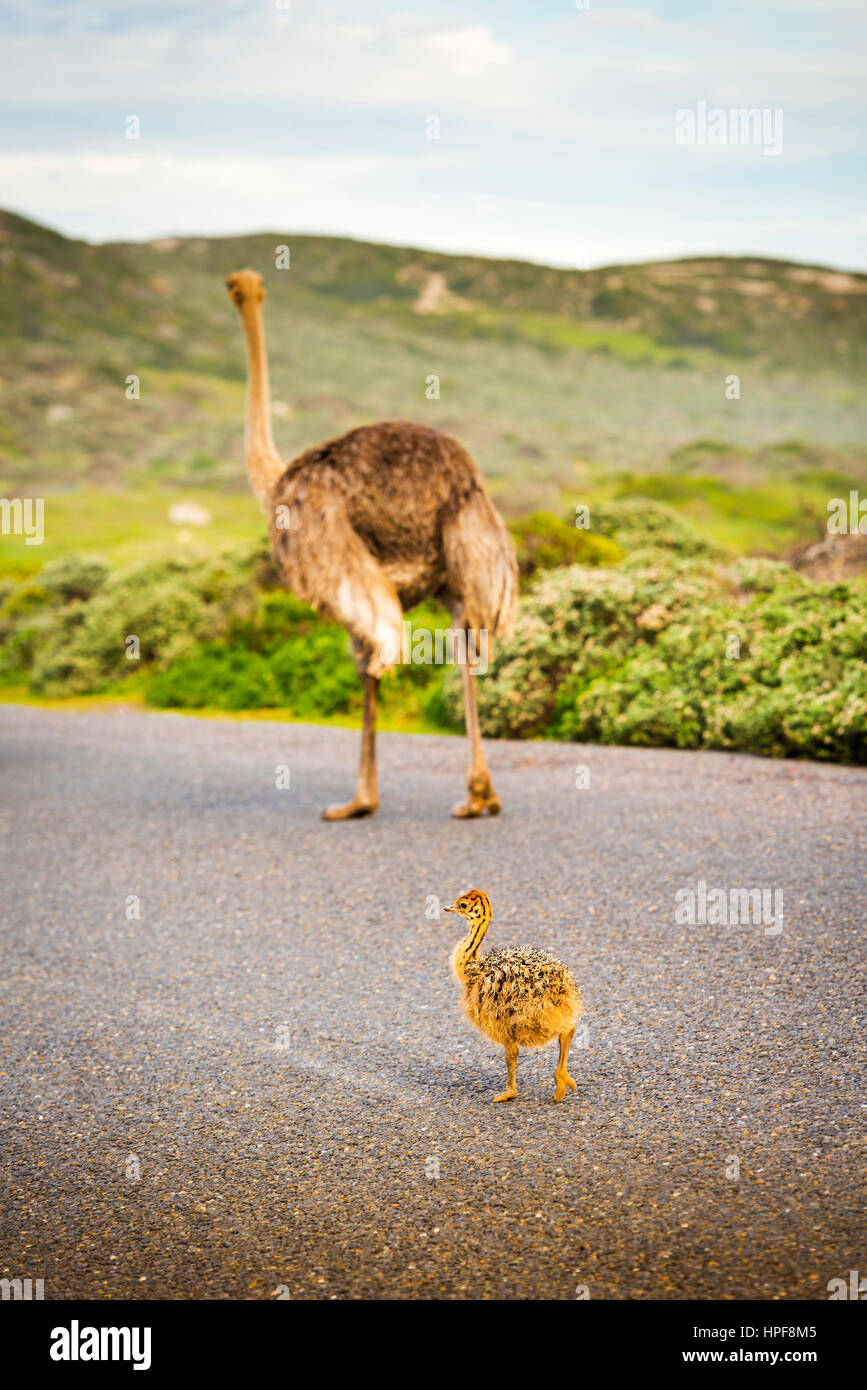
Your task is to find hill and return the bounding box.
[1,207,866,571]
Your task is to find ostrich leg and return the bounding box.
[452,648,501,818]
[322,672,380,820]
[493,1043,518,1102]
[553,1027,577,1102]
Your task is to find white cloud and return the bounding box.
[0,148,473,243]
[585,9,660,29]
[2,148,863,272]
[1,3,865,267]
[423,26,513,78]
[2,15,517,106]
[1,8,863,133]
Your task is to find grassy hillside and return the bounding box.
[1,208,866,578]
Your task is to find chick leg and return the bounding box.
[493,1043,518,1102]
[452,648,501,818]
[553,1028,577,1102]
[322,672,380,820]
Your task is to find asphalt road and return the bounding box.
[0,705,864,1301]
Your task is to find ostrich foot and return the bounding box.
[321,797,378,821]
[492,1087,517,1103]
[552,1072,577,1103]
[451,792,501,819]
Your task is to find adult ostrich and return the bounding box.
[225,268,517,821]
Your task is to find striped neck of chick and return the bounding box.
[447,890,493,983]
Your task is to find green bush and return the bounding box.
[443,558,720,739]
[444,547,866,761]
[145,589,453,719]
[267,631,360,716]
[29,552,257,695]
[0,575,58,682]
[2,502,864,762]
[39,554,109,603]
[587,498,725,559]
[591,285,647,320]
[147,646,281,710]
[509,511,621,586]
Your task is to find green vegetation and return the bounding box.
[443,534,866,763]
[1,209,866,549]
[0,538,459,731]
[0,486,263,579]
[2,504,863,762]
[510,512,622,585]
[1,211,864,760]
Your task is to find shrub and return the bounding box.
[587,499,725,559]
[39,554,109,602]
[447,550,866,761]
[2,504,864,763]
[147,646,280,710]
[29,552,257,695]
[509,512,621,586]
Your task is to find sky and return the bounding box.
[0,0,865,269]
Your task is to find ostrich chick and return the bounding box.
[445,889,583,1103]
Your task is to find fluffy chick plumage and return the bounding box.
[446,888,583,1102]
[461,944,582,1048]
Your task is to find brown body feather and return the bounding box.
[270,420,517,668]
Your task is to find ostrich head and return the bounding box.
[225,269,266,308]
[444,889,492,927]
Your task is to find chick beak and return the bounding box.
[443,904,457,914]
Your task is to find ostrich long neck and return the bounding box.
[451,908,491,982]
[238,299,283,512]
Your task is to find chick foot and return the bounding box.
[552,1072,577,1103]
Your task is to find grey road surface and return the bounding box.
[0,705,864,1300]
